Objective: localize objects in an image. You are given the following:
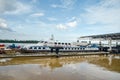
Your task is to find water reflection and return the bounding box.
[0,58,12,63]
[88,55,120,73]
[0,55,120,80]
[108,55,113,66]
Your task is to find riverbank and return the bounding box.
[0,52,116,58]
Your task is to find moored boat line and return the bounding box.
[0,35,120,54]
[21,35,100,53]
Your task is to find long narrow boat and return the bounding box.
[21,35,99,53]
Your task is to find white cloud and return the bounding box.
[51,4,58,8]
[30,12,44,17]
[56,19,78,30]
[0,18,7,28]
[51,0,76,9]
[0,0,31,15]
[68,16,76,21]
[0,18,12,31]
[66,21,77,27]
[56,24,67,30]
[0,22,7,28]
[81,0,120,30]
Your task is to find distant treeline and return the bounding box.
[0,39,39,43]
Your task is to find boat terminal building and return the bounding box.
[79,32,120,53]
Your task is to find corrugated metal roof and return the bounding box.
[79,33,120,40]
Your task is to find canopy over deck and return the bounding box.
[79,33,120,40]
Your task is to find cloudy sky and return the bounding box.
[0,0,120,42]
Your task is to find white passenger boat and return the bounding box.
[21,35,99,53]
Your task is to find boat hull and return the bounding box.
[20,49,99,53]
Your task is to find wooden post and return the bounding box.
[56,48,59,58]
[108,38,112,53]
[99,39,102,51]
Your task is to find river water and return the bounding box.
[0,55,120,80]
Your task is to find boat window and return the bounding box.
[54,42,57,44]
[68,43,71,45]
[68,48,70,50]
[72,48,73,50]
[41,41,44,43]
[65,43,67,45]
[62,43,64,45]
[34,47,37,49]
[29,47,32,49]
[38,47,41,49]
[43,47,45,49]
[45,41,47,43]
[75,48,76,50]
[58,42,61,44]
[65,48,67,50]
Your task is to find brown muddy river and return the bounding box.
[0,55,120,80]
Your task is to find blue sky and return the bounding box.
[0,0,120,42]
